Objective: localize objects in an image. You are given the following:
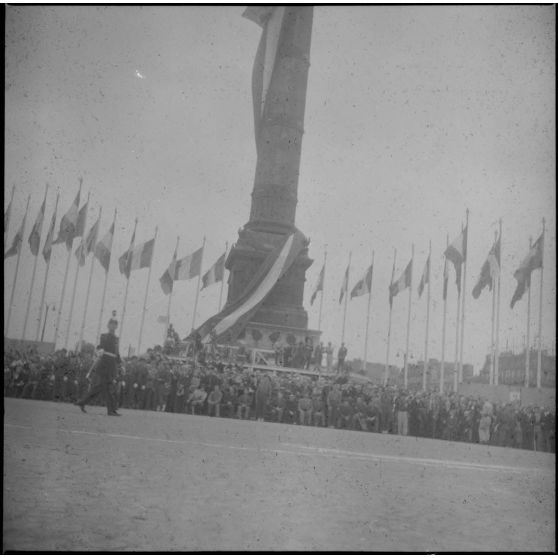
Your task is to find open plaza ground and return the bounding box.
[3,397,555,552]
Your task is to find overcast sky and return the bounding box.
[5,5,555,371]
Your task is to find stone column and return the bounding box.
[225,6,314,332]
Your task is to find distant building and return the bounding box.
[351,357,474,391]
[479,350,556,388]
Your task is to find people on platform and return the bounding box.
[325,342,334,373]
[313,342,324,372]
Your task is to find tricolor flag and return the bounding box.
[418,255,430,298]
[202,252,226,290]
[160,245,179,296]
[193,230,307,344]
[4,220,24,259]
[351,265,373,299]
[389,259,412,307]
[243,6,287,142]
[54,189,81,250]
[310,264,324,305]
[472,236,501,299]
[510,234,543,309]
[339,264,350,304]
[119,237,155,279]
[28,197,46,256]
[444,226,467,292]
[75,215,100,267]
[42,205,58,263]
[174,247,203,281]
[160,246,203,295]
[94,220,115,272]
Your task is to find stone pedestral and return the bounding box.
[225,226,312,331]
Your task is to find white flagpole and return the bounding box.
[318,245,327,331]
[120,217,138,348]
[458,209,469,384]
[166,236,180,340]
[536,218,545,388]
[96,209,117,344]
[494,219,502,385]
[422,241,431,391]
[490,249,497,385]
[6,194,31,338]
[78,206,102,350]
[363,250,375,367]
[341,251,351,344]
[57,250,75,349]
[191,236,206,332]
[453,257,462,393]
[440,234,449,393]
[137,226,158,355]
[5,184,16,248]
[65,190,90,349]
[54,178,83,348]
[385,248,396,386]
[36,190,60,342]
[23,184,48,339]
[218,241,228,312]
[525,236,532,388]
[403,244,414,389]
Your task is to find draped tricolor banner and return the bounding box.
[194,230,306,343]
[243,6,286,146]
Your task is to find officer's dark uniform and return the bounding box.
[77,327,120,415]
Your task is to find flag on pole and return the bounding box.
[119,237,155,279]
[339,264,349,304]
[472,236,501,299]
[160,245,179,296]
[174,247,203,280]
[442,255,449,301]
[389,259,412,306]
[4,220,24,258]
[75,202,88,237]
[418,255,430,298]
[28,198,46,256]
[94,221,115,272]
[160,245,203,295]
[157,315,169,324]
[202,252,226,290]
[350,264,373,298]
[54,190,81,249]
[444,226,467,292]
[118,226,136,278]
[310,264,324,305]
[510,234,543,308]
[42,207,57,263]
[75,215,100,267]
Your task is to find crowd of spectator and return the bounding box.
[4,344,555,453]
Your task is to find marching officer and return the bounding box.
[75,311,121,416]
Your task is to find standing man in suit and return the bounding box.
[75,312,121,416]
[337,343,348,374]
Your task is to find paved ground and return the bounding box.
[3,398,555,552]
